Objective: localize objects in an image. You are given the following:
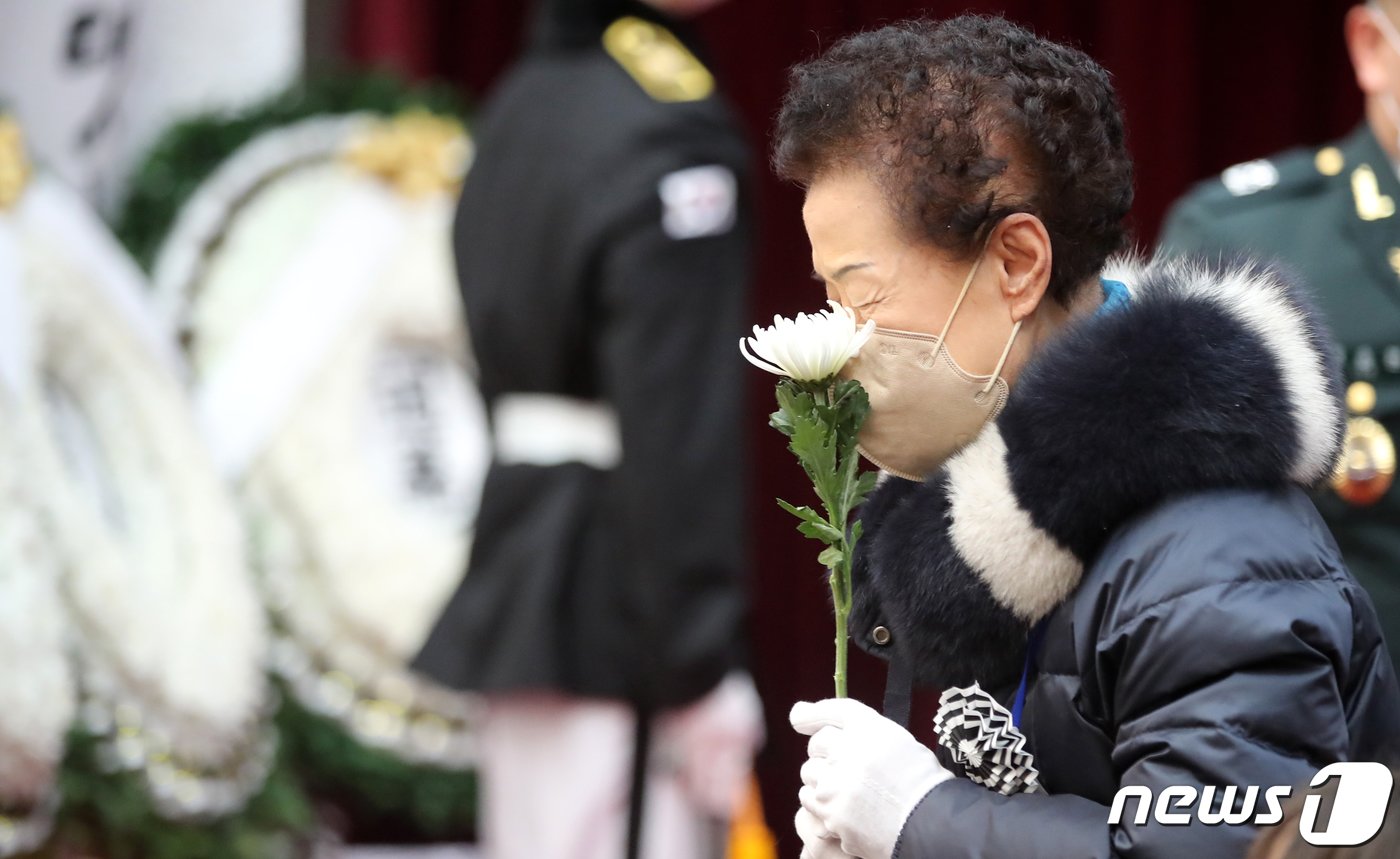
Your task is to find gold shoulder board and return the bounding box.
[603,16,715,103]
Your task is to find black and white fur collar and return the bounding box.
[850,256,1346,689]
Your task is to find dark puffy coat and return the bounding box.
[851,257,1400,858]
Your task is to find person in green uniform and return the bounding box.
[1160,1,1400,669]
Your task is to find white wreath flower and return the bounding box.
[740,300,875,382]
[12,177,272,819]
[0,136,73,857]
[0,423,74,797]
[0,394,73,855]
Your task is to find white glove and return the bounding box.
[796,807,856,859]
[655,672,765,817]
[790,697,953,859]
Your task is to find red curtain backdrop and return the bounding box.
[349,1,1361,850]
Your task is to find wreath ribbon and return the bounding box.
[195,181,408,479]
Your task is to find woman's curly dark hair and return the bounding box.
[774,15,1134,305]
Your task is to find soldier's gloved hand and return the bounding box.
[791,697,953,859]
[656,671,764,817]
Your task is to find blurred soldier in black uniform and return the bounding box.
[1160,1,1400,670]
[413,1,760,857]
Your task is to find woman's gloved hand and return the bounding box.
[796,807,856,859]
[790,697,953,859]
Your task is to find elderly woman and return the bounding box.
[777,15,1400,859]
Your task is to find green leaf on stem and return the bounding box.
[846,468,880,514]
[792,429,842,516]
[776,498,844,544]
[799,519,845,543]
[769,407,795,437]
[829,379,870,451]
[774,381,815,423]
[817,545,844,569]
[774,383,833,496]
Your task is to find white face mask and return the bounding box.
[1369,3,1400,155]
[839,251,1022,481]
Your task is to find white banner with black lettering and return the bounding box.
[0,0,302,210]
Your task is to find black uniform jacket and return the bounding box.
[413,0,752,711]
[1160,125,1400,670]
[850,257,1400,858]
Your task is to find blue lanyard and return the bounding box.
[1010,619,1049,728]
[1099,277,1131,314]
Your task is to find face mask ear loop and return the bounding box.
[935,248,988,346]
[980,319,1023,396]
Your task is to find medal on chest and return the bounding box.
[1332,381,1396,505]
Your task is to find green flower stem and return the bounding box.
[830,558,849,698]
[824,384,850,699]
[770,376,873,701]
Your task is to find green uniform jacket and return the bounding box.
[1160,124,1400,668]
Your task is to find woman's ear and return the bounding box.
[992,213,1053,322]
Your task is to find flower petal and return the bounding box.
[741,299,881,381]
[739,336,790,377]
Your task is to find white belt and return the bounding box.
[492,393,622,470]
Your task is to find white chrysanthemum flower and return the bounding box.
[740,300,875,382]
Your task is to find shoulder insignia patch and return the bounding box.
[659,164,736,239]
[603,16,714,103]
[1220,159,1279,196]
